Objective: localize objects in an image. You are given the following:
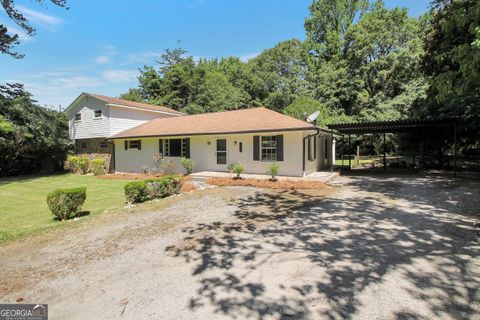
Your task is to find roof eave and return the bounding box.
[111,126,317,140]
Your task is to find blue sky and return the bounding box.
[0,0,430,108]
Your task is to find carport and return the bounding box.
[327,119,458,176]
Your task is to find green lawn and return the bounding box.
[0,173,132,243]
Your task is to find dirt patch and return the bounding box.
[180,181,198,192]
[206,177,331,189]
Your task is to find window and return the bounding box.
[94,110,102,118]
[127,140,141,150]
[163,138,189,157]
[239,142,243,153]
[261,136,277,161]
[75,113,81,121]
[100,140,108,149]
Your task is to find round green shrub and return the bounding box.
[78,157,89,174]
[124,181,148,204]
[124,176,183,204]
[47,187,87,221]
[66,155,80,173]
[91,158,106,176]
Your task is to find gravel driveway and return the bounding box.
[1,173,479,319]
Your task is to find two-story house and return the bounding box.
[65,93,184,171]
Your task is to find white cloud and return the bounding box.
[16,5,64,28]
[240,52,260,62]
[121,51,163,65]
[186,0,206,9]
[102,69,138,83]
[95,55,111,64]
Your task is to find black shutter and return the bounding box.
[276,135,284,161]
[253,136,260,161]
[314,136,317,159]
[184,138,190,158]
[159,139,163,155]
[138,140,142,150]
[124,140,128,150]
[308,137,312,161]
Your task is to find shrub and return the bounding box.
[232,164,245,179]
[47,187,87,221]
[124,176,183,204]
[91,158,106,176]
[152,154,174,174]
[124,181,148,204]
[66,155,80,173]
[78,157,89,174]
[267,163,280,181]
[181,157,193,175]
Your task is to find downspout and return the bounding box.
[303,127,320,174]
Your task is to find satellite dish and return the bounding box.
[306,111,320,123]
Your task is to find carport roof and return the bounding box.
[327,119,454,134]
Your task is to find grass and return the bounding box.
[0,173,133,244]
[206,177,330,190]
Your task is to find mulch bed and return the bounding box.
[206,177,330,190]
[96,173,164,180]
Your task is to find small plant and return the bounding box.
[66,155,80,173]
[267,163,280,181]
[141,165,150,174]
[181,157,193,175]
[78,157,89,174]
[91,158,106,176]
[47,187,87,221]
[232,164,245,179]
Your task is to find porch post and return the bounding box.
[348,134,351,170]
[330,130,334,172]
[383,132,386,171]
[453,122,457,178]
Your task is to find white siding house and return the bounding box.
[64,93,184,172]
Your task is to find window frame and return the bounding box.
[94,109,102,119]
[128,140,141,150]
[261,136,277,162]
[74,113,82,121]
[162,138,189,157]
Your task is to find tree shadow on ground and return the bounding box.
[166,175,480,319]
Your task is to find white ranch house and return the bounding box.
[66,93,335,176]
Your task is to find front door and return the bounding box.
[216,139,227,165]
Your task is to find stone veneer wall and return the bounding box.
[75,138,114,173]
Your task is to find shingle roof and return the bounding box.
[85,93,184,115]
[113,107,316,138]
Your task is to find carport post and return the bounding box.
[330,130,334,172]
[383,132,386,171]
[348,134,351,170]
[453,123,457,178]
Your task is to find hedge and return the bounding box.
[47,187,87,221]
[124,176,183,204]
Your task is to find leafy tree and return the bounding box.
[283,96,351,126]
[119,88,144,102]
[1,0,68,58]
[249,39,311,111]
[304,0,369,61]
[0,84,70,176]
[422,0,480,128]
[193,71,247,112]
